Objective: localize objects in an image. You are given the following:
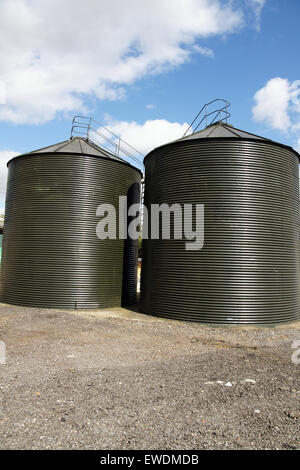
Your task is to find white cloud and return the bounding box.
[0,149,19,211]
[145,104,156,110]
[295,138,300,154]
[104,118,189,155]
[0,0,246,124]
[252,77,300,132]
[193,45,214,57]
[248,0,266,30]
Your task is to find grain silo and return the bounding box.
[141,121,300,324]
[0,137,141,309]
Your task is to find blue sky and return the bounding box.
[0,0,299,210]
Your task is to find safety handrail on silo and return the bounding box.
[183,99,231,137]
[70,115,144,171]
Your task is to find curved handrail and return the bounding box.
[183,99,231,137]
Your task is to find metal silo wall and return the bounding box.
[0,153,141,309]
[140,139,300,324]
[121,181,140,307]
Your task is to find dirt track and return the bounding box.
[0,302,300,450]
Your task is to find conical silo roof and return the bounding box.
[176,121,271,142]
[8,136,125,164]
[145,120,299,161]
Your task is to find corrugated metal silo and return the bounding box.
[141,122,300,324]
[1,137,141,309]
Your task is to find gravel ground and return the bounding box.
[0,302,300,450]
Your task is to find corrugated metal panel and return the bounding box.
[122,181,140,306]
[0,151,141,309]
[141,138,300,324]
